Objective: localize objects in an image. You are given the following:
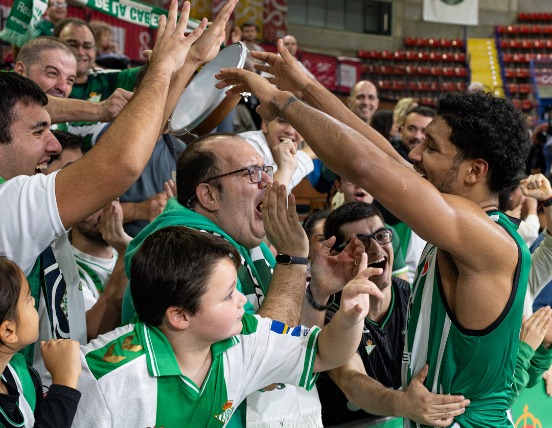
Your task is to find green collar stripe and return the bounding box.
[0,176,5,185]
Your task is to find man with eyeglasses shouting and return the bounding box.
[54,18,141,102]
[121,132,329,427]
[314,201,410,426]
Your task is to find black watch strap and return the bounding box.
[543,197,552,207]
[275,254,308,265]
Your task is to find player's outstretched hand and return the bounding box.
[251,38,314,97]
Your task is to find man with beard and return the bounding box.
[315,202,410,426]
[394,105,435,161]
[45,130,132,340]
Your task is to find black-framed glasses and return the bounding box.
[65,40,96,51]
[204,165,274,184]
[333,228,393,253]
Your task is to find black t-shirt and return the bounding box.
[0,363,81,428]
[317,277,410,426]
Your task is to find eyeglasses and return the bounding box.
[333,228,393,253]
[51,2,68,7]
[65,40,96,51]
[204,165,274,184]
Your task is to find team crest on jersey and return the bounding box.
[364,339,376,356]
[214,400,234,424]
[420,258,430,277]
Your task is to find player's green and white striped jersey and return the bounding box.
[401,211,530,427]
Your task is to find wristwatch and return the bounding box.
[275,254,308,265]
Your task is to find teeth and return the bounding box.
[368,257,385,266]
[35,163,48,172]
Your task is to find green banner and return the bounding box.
[0,0,48,46]
[0,0,200,47]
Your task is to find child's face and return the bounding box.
[336,178,374,204]
[16,272,40,346]
[189,258,247,342]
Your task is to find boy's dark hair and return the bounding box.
[176,133,240,208]
[302,210,329,239]
[324,202,384,250]
[0,256,23,344]
[436,92,530,194]
[0,74,48,144]
[130,226,241,326]
[52,130,84,152]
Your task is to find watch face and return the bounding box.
[276,254,291,264]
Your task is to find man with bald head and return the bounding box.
[282,34,314,79]
[122,132,325,427]
[14,37,77,99]
[349,80,379,125]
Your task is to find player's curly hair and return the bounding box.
[436,92,530,194]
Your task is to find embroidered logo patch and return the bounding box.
[214,400,234,424]
[364,339,376,356]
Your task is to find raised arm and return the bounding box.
[250,40,408,167]
[215,69,520,329]
[160,0,238,128]
[215,69,514,264]
[314,253,384,372]
[256,182,309,326]
[45,88,132,124]
[55,0,205,230]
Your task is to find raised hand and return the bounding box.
[252,38,313,96]
[186,0,238,67]
[310,234,365,300]
[339,253,384,325]
[520,306,552,350]
[41,339,82,389]
[99,201,131,254]
[148,180,176,222]
[215,66,292,122]
[262,181,308,258]
[148,0,208,74]
[520,173,552,201]
[98,88,133,122]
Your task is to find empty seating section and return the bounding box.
[495,12,552,113]
[358,37,468,107]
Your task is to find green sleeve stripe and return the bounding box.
[299,326,321,389]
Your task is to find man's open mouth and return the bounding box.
[368,256,387,271]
